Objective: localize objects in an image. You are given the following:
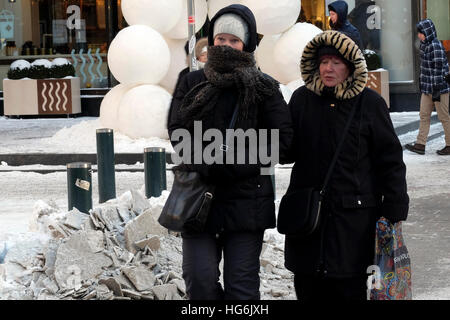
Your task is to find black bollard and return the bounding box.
[144,147,167,198]
[67,162,93,214]
[96,128,116,203]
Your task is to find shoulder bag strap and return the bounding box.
[320,101,358,196]
[220,104,240,152]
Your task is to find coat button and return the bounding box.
[257,184,261,188]
[358,200,362,205]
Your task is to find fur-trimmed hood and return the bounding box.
[301,30,368,100]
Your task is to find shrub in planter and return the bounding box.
[50,63,76,78]
[7,58,75,79]
[364,49,382,71]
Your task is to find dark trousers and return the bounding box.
[294,273,368,301]
[182,231,264,300]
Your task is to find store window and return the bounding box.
[0,0,118,90]
[424,0,450,61]
[301,0,415,82]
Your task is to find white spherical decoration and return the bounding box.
[208,0,243,19]
[159,38,189,94]
[99,83,141,130]
[273,23,322,84]
[279,84,293,104]
[108,25,170,84]
[31,59,52,68]
[117,85,171,139]
[165,0,208,39]
[287,78,305,92]
[121,0,183,34]
[241,0,301,35]
[255,34,282,82]
[51,58,71,66]
[10,59,31,70]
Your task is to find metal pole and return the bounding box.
[67,162,93,214]
[144,147,167,198]
[271,173,276,200]
[96,128,116,203]
[187,0,198,71]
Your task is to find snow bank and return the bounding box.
[43,119,174,154]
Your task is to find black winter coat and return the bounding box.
[168,69,293,233]
[283,30,409,278]
[329,0,364,50]
[284,86,409,277]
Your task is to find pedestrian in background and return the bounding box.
[405,19,450,156]
[167,4,293,300]
[283,30,409,300]
[195,37,208,69]
[328,0,364,50]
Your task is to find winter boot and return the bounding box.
[405,143,425,155]
[436,146,450,155]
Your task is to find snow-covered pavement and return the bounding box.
[0,113,449,300]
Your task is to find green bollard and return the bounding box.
[96,128,116,203]
[67,162,93,214]
[144,147,167,198]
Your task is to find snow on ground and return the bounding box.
[0,117,173,154]
[0,113,449,300]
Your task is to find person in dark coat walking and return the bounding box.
[405,19,450,156]
[348,0,380,51]
[328,0,364,50]
[167,4,293,300]
[283,30,409,300]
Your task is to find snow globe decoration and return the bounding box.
[121,0,183,34]
[107,25,170,85]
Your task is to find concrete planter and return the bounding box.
[3,77,81,116]
[366,69,390,107]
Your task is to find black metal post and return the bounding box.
[144,147,167,198]
[105,0,119,87]
[187,0,198,71]
[67,162,93,214]
[96,128,116,203]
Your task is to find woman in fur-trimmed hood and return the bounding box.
[167,4,293,300]
[281,30,409,300]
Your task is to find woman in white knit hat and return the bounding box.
[167,4,293,300]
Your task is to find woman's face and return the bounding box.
[319,55,351,87]
[329,11,338,24]
[197,51,208,63]
[417,32,426,42]
[213,33,244,51]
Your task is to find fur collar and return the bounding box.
[300,30,368,100]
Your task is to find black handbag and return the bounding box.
[277,103,357,238]
[158,104,240,233]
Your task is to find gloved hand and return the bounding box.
[432,90,441,102]
[381,216,402,224]
[445,74,450,85]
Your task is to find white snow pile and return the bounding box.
[0,188,295,300]
[43,119,174,154]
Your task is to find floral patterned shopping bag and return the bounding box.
[369,218,412,300]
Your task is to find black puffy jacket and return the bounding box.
[329,0,364,50]
[167,5,293,233]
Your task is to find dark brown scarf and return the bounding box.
[178,45,279,128]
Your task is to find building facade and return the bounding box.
[0,0,449,115]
